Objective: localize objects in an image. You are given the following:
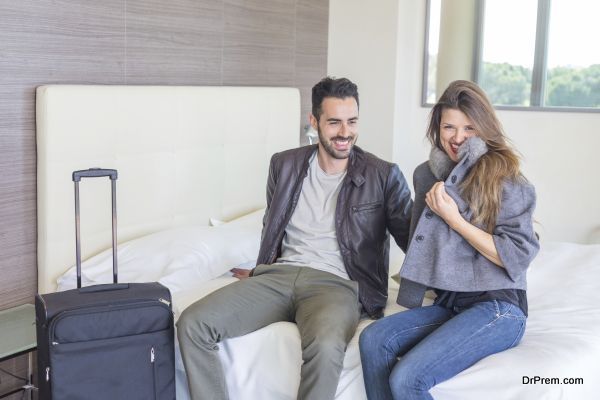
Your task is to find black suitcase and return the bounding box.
[35,168,176,400]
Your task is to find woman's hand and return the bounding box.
[425,181,504,267]
[425,181,463,228]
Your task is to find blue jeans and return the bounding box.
[359,300,526,400]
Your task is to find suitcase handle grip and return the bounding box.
[74,168,119,288]
[78,283,130,293]
[73,168,118,182]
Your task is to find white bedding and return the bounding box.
[171,275,401,400]
[57,223,260,293]
[429,241,600,400]
[57,217,600,399]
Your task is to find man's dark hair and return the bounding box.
[311,77,359,121]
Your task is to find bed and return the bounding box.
[36,85,600,399]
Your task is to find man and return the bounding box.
[177,77,413,400]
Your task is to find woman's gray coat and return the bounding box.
[397,138,540,308]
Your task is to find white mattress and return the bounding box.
[171,274,406,400]
[56,230,600,399]
[170,241,600,400]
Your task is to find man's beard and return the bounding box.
[317,126,355,160]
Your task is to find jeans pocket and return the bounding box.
[495,301,527,349]
[508,316,526,348]
[497,300,526,320]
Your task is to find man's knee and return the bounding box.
[307,304,360,343]
[302,332,348,366]
[177,303,219,348]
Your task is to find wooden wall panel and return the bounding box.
[0,0,327,391]
[126,0,223,84]
[223,0,296,86]
[295,0,329,142]
[0,0,328,308]
[0,0,126,310]
[0,1,126,86]
[0,86,37,310]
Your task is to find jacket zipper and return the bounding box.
[351,202,382,212]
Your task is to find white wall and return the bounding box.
[500,111,600,243]
[328,0,600,244]
[327,0,400,160]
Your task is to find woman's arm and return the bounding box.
[425,181,504,267]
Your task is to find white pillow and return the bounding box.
[210,208,265,228]
[56,219,262,293]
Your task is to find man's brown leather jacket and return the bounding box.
[255,145,413,318]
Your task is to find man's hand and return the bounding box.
[231,268,252,280]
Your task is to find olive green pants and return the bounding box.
[177,264,361,400]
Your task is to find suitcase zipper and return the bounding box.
[49,295,172,317]
[151,347,158,400]
[49,300,172,345]
[159,297,170,306]
[46,367,50,382]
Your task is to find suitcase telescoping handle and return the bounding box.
[73,168,119,289]
[73,168,118,181]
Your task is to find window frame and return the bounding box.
[421,0,600,113]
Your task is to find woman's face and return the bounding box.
[439,108,478,162]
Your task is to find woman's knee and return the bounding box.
[389,360,432,396]
[359,319,391,351]
[359,323,378,354]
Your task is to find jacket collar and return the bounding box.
[347,146,366,187]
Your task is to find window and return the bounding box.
[423,0,600,111]
[478,0,537,106]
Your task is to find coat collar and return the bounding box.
[428,146,456,181]
[428,137,488,183]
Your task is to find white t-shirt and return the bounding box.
[275,151,349,279]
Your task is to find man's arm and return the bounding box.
[232,153,279,279]
[385,164,413,252]
[263,153,279,234]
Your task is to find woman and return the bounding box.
[359,80,539,400]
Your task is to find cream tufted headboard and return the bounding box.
[37,85,300,294]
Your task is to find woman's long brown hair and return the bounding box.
[426,80,522,232]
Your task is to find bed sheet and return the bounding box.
[171,275,406,400]
[425,241,600,400]
[172,242,600,400]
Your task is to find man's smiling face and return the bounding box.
[312,96,359,160]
